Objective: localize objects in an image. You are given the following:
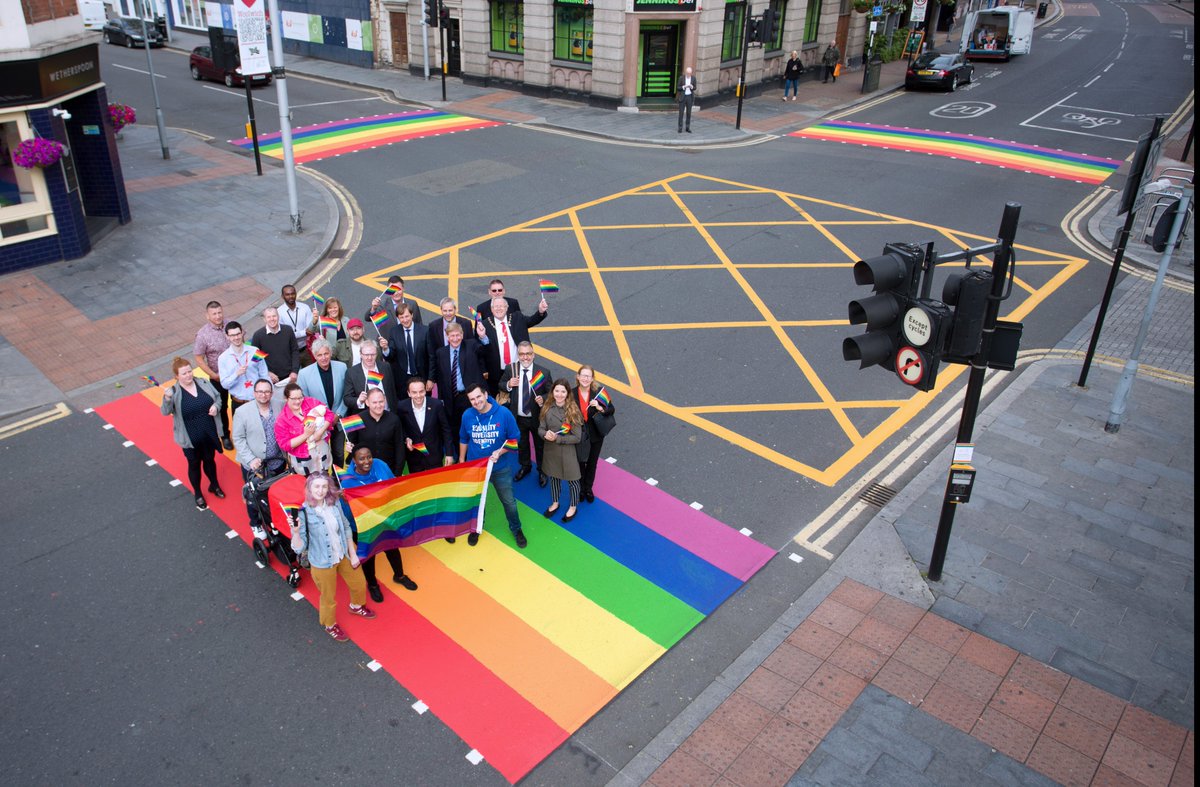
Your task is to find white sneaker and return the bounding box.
[252,526,267,541]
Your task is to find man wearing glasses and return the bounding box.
[499,342,550,485]
[232,379,286,537]
[475,279,521,318]
[218,321,270,408]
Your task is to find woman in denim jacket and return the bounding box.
[287,473,376,641]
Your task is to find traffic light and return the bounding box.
[746,17,761,44]
[760,9,777,45]
[941,269,992,361]
[439,0,450,25]
[843,243,923,370]
[424,0,436,27]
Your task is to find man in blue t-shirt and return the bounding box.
[458,384,526,548]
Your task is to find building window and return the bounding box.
[804,0,822,43]
[0,116,56,246]
[768,0,787,51]
[721,1,747,62]
[491,0,524,55]
[553,1,593,64]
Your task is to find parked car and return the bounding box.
[905,52,974,92]
[189,46,273,88]
[101,17,164,48]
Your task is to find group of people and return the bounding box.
[161,276,616,641]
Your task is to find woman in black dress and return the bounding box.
[160,356,227,510]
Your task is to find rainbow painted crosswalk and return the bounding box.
[231,110,504,163]
[792,121,1121,184]
[96,387,775,782]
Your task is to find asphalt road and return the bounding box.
[4,7,1192,784]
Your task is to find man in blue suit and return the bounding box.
[383,302,430,398]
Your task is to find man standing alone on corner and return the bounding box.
[822,41,841,83]
[677,66,696,134]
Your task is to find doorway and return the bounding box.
[389,12,408,66]
[639,24,679,99]
[445,19,461,76]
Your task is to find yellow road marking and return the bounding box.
[0,402,71,440]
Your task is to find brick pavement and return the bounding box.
[649,579,1193,787]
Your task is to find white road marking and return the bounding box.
[413,700,429,714]
[690,501,703,510]
[645,477,659,486]
[465,749,484,765]
[111,63,167,78]
[367,660,382,672]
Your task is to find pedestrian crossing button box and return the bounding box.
[947,464,976,504]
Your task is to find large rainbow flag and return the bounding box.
[230,110,505,164]
[345,459,490,555]
[792,121,1121,184]
[94,385,776,782]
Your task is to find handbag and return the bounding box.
[834,63,842,77]
[592,409,616,438]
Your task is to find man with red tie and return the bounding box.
[477,296,548,397]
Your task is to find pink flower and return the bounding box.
[12,138,65,169]
[108,103,137,132]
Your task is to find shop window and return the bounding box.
[0,116,56,246]
[804,0,822,43]
[553,2,593,64]
[721,1,747,62]
[767,0,787,51]
[491,0,524,56]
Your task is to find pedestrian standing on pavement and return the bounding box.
[218,321,270,410]
[822,42,841,83]
[459,384,527,549]
[250,307,300,388]
[500,341,549,486]
[784,51,804,100]
[161,357,226,511]
[287,472,375,642]
[539,380,583,523]
[677,66,697,133]
[192,300,235,450]
[476,296,548,397]
[278,284,315,363]
[572,365,616,504]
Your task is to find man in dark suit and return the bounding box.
[367,274,423,329]
[430,321,487,439]
[353,388,406,476]
[677,66,696,133]
[343,340,399,414]
[499,341,550,485]
[478,296,548,396]
[427,296,475,361]
[383,302,429,397]
[397,377,454,472]
[475,278,521,319]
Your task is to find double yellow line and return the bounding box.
[0,402,71,441]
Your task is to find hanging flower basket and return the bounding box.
[852,0,871,12]
[109,103,137,133]
[12,138,65,169]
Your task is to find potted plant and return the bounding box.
[109,102,137,134]
[12,138,65,169]
[852,0,871,12]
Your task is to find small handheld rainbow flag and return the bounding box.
[369,310,389,331]
[557,423,571,435]
[278,502,299,520]
[250,347,268,362]
[595,388,612,408]
[538,279,559,293]
[341,414,365,433]
[140,375,159,387]
[464,305,481,323]
[503,438,519,451]
[310,291,326,308]
[382,282,400,297]
[412,442,430,455]
[366,368,385,387]
[303,413,319,429]
[334,464,351,484]
[319,316,339,333]
[529,369,546,390]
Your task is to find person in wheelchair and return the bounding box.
[232,378,289,538]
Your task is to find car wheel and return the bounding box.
[225,73,235,88]
[126,36,134,48]
[191,65,202,80]
[103,32,111,44]
[949,75,958,92]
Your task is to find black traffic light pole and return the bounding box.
[439,4,448,102]
[927,202,1022,582]
[734,15,754,130]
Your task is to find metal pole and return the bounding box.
[422,20,430,79]
[245,80,263,176]
[928,202,1022,582]
[1105,184,1192,433]
[138,13,170,160]
[266,0,301,233]
[1079,116,1163,388]
[735,14,753,130]
[440,20,448,102]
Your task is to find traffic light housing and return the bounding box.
[439,0,450,25]
[942,269,992,361]
[760,9,777,45]
[896,298,952,392]
[747,18,761,45]
[424,0,437,27]
[843,243,923,370]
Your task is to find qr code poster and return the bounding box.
[234,0,272,76]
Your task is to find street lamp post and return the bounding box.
[138,4,169,159]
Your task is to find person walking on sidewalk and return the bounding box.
[677,67,697,133]
[783,51,804,100]
[822,42,841,83]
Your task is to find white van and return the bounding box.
[960,7,1035,61]
[79,0,110,30]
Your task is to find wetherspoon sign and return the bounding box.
[630,0,699,12]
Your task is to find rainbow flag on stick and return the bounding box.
[595,388,612,408]
[464,305,481,323]
[503,438,519,451]
[344,458,492,556]
[366,368,385,387]
[369,311,389,332]
[319,316,340,333]
[411,442,430,455]
[278,502,299,521]
[140,375,159,387]
[382,282,400,297]
[539,279,559,293]
[529,369,546,390]
[310,291,326,308]
[557,423,572,435]
[341,414,366,433]
[334,464,352,484]
[250,347,268,362]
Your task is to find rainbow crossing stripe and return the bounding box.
[792,121,1121,184]
[230,110,505,164]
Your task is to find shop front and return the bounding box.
[625,0,697,108]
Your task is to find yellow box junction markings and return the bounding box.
[356,174,1087,485]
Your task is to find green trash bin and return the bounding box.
[862,56,883,93]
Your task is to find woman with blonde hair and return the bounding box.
[571,365,615,504]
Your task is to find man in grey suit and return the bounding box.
[231,379,286,536]
[298,339,349,417]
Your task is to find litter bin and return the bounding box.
[862,56,883,93]
[1037,2,1048,18]
[155,14,168,40]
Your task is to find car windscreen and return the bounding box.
[914,53,956,68]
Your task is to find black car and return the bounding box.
[905,52,974,92]
[101,17,165,48]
